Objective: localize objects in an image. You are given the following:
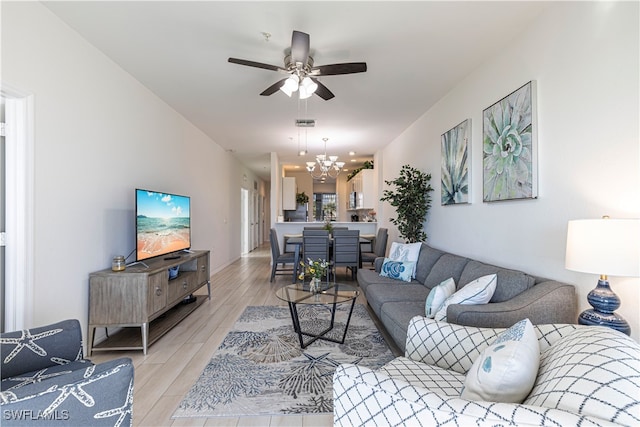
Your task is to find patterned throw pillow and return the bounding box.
[523,326,640,424]
[461,318,539,403]
[388,242,422,278]
[434,274,497,322]
[379,258,415,282]
[425,278,456,318]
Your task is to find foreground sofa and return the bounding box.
[358,243,577,352]
[0,319,134,426]
[334,316,640,426]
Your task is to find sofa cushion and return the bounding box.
[461,318,539,403]
[434,274,497,322]
[414,244,445,284]
[425,278,456,318]
[0,319,83,380]
[366,283,431,315]
[379,302,425,352]
[379,258,415,282]
[524,326,640,425]
[388,242,422,278]
[459,260,535,303]
[379,357,464,397]
[424,254,469,289]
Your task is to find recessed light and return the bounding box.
[349,151,356,156]
[350,159,357,162]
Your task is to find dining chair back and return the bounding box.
[302,229,331,281]
[361,228,388,268]
[270,228,295,282]
[332,229,360,280]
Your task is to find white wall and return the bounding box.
[379,2,640,339]
[2,2,261,331]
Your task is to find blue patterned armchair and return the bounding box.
[334,316,640,426]
[0,319,133,426]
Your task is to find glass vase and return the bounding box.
[309,277,321,294]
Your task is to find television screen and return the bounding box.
[136,189,191,261]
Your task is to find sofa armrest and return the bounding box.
[1,320,83,380]
[0,357,134,426]
[447,280,577,328]
[333,363,617,427]
[373,257,385,272]
[404,317,503,375]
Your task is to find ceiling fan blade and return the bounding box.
[290,31,310,65]
[311,78,335,100]
[260,78,288,96]
[228,57,285,72]
[311,62,367,76]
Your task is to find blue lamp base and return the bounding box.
[578,279,630,336]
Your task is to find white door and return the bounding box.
[1,86,35,331]
[241,188,249,254]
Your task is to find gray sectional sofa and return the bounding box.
[357,243,577,353]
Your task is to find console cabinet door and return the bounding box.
[197,254,209,285]
[147,272,167,316]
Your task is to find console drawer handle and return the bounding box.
[155,286,162,296]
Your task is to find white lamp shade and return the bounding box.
[566,218,640,277]
[279,75,299,97]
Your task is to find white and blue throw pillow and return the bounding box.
[461,318,539,403]
[433,274,497,322]
[425,277,456,318]
[379,258,415,282]
[388,242,422,278]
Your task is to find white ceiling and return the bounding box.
[43,1,547,181]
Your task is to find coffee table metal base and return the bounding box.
[287,298,357,349]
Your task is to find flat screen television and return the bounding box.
[136,189,191,262]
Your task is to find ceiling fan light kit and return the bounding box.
[228,30,367,101]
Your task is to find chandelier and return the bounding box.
[306,138,345,180]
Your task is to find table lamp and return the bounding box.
[565,217,640,335]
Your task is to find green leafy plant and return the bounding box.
[347,160,374,181]
[296,192,309,204]
[380,165,434,243]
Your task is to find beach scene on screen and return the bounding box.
[137,190,190,260]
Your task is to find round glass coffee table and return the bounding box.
[276,282,359,348]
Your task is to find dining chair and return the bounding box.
[361,227,388,269]
[332,229,360,280]
[302,229,331,282]
[270,228,296,282]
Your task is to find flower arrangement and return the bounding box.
[298,258,329,281]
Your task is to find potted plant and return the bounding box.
[296,192,309,205]
[380,164,433,243]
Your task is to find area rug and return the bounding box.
[172,304,394,418]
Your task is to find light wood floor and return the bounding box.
[88,243,388,427]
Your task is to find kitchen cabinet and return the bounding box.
[282,176,296,210]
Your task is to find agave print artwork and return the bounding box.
[441,119,470,205]
[483,81,538,202]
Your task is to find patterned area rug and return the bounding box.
[173,304,393,418]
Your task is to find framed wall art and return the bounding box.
[441,118,470,205]
[482,81,537,202]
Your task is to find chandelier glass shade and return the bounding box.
[306,138,345,180]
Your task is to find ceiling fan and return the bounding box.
[228,30,367,101]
